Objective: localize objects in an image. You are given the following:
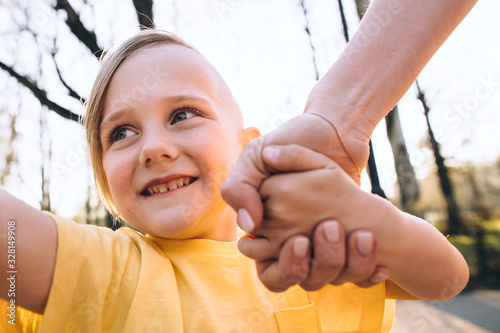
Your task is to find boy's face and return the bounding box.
[100,44,257,240]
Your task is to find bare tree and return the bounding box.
[0,110,19,186]
[39,106,52,211]
[299,0,320,81]
[416,81,463,234]
[385,106,420,212]
[464,163,491,221]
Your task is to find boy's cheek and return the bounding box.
[103,152,134,176]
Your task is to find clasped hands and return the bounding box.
[222,113,389,292]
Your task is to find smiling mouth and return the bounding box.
[141,177,198,196]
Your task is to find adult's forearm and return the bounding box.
[306,0,478,139]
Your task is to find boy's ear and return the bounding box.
[241,127,261,148]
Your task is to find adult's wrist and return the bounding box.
[302,84,376,174]
[303,69,386,144]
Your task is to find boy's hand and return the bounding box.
[238,144,389,291]
[241,223,389,292]
[244,143,361,253]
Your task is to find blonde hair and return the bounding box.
[84,30,197,217]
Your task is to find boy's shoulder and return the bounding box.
[43,211,156,252]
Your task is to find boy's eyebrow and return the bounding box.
[99,95,214,134]
[169,95,215,108]
[100,109,129,134]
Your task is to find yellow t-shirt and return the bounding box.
[0,214,394,332]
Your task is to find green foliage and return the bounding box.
[448,219,500,287]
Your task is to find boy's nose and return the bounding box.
[139,130,179,166]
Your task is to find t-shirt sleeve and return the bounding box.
[0,299,43,333]
[37,213,142,333]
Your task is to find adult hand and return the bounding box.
[221,112,370,233]
[243,222,389,292]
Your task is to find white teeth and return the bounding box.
[145,177,193,195]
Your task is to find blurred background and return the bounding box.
[0,0,499,331]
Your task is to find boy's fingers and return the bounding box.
[256,236,311,292]
[238,236,279,261]
[299,221,346,291]
[262,144,337,173]
[330,230,378,286]
[355,266,390,289]
[221,139,268,232]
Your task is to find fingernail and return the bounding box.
[370,271,389,284]
[263,146,279,161]
[323,221,340,244]
[356,231,374,257]
[237,208,255,233]
[293,237,309,258]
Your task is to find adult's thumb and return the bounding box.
[262,144,337,173]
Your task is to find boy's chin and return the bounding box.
[139,211,207,239]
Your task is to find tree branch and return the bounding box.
[299,0,319,81]
[0,60,81,122]
[132,0,155,29]
[51,51,86,103]
[55,0,103,59]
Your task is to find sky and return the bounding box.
[0,0,499,219]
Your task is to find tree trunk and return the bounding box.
[353,0,418,205]
[133,0,155,29]
[299,0,320,80]
[353,0,370,19]
[416,82,463,234]
[366,141,387,198]
[1,111,18,185]
[464,164,491,221]
[40,107,52,212]
[385,106,420,212]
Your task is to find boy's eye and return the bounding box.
[171,108,199,125]
[110,127,135,143]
